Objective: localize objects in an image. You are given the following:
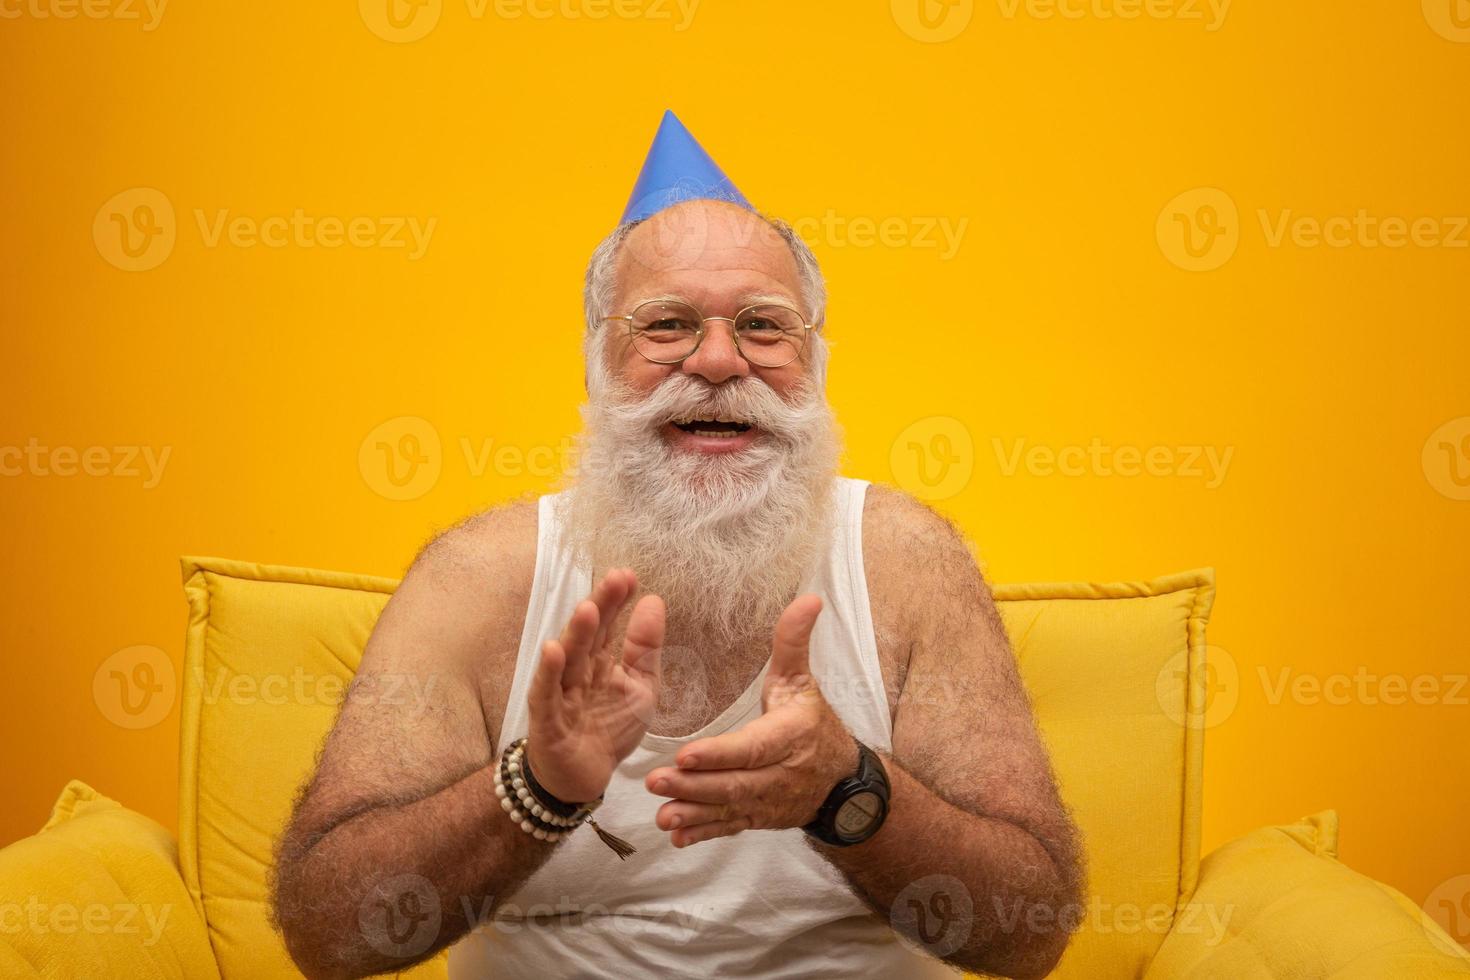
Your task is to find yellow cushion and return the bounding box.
[0,780,219,979]
[994,569,1214,978]
[179,556,1213,979]
[1145,812,1470,977]
[179,557,446,980]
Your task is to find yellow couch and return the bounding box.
[2,556,1466,978]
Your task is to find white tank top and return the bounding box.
[447,476,960,979]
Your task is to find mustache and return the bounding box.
[599,374,822,445]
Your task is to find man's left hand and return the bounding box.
[645,594,860,847]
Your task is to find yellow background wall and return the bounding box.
[3,0,1467,947]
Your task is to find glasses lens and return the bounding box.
[735,306,806,366]
[629,301,702,363]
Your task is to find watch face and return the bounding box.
[834,790,885,841]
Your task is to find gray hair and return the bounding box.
[580,208,830,394]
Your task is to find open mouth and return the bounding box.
[670,417,753,439]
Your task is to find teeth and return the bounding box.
[691,429,742,439]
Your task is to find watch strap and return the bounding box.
[802,737,890,847]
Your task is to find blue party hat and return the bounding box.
[620,110,753,224]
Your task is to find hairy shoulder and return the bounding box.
[858,481,1008,729]
[411,494,540,595]
[366,495,542,708]
[861,481,995,644]
[861,481,979,569]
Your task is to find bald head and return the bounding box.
[582,200,828,397]
[616,200,804,312]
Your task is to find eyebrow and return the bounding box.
[738,292,801,308]
[632,292,802,311]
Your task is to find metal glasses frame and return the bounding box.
[600,299,816,368]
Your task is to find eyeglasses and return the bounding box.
[601,299,815,369]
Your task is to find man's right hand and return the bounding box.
[525,568,665,804]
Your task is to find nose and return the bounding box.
[680,318,750,385]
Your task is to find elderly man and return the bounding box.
[272,112,1082,979]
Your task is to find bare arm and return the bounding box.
[272,500,665,980]
[817,485,1085,977]
[270,502,554,979]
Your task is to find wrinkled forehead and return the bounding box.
[613,201,804,313]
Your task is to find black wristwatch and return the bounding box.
[802,737,891,847]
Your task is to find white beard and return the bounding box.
[557,372,841,661]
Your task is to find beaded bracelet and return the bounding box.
[492,737,636,859]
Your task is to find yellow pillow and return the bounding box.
[994,569,1215,978]
[0,781,219,979]
[1145,812,1470,977]
[179,557,446,980]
